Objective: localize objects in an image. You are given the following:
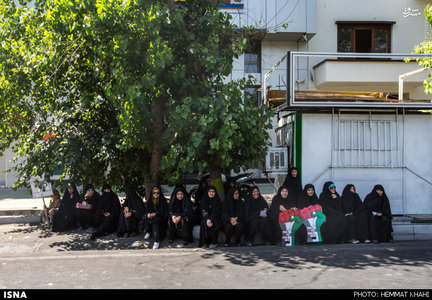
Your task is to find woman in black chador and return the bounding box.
[91,183,121,240]
[297,183,319,209]
[75,184,100,230]
[269,185,307,245]
[282,167,303,201]
[222,187,245,247]
[199,185,222,248]
[143,186,169,249]
[244,185,272,246]
[52,183,80,232]
[168,187,193,245]
[318,181,349,244]
[117,187,145,238]
[341,184,370,243]
[363,184,393,243]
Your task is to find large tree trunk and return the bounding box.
[144,99,165,200]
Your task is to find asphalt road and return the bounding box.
[1,223,432,291]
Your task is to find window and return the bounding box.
[244,41,261,73]
[244,86,262,107]
[337,22,393,53]
[334,118,401,168]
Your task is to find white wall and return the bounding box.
[301,112,432,215]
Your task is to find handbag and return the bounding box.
[75,202,93,210]
[175,216,189,232]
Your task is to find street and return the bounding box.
[0,223,431,290]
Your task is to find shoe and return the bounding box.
[209,244,218,248]
[364,239,371,243]
[246,242,253,247]
[348,239,360,244]
[144,232,150,240]
[153,242,160,249]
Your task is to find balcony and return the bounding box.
[221,0,317,42]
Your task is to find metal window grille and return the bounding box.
[333,119,401,168]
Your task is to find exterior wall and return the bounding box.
[308,0,430,54]
[301,113,432,215]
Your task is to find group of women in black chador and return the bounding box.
[279,167,394,244]
[50,167,393,248]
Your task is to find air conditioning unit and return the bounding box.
[265,147,288,175]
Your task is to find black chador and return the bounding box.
[282,167,303,201]
[363,185,393,243]
[199,186,222,247]
[117,187,145,237]
[221,187,245,246]
[75,184,100,230]
[269,185,307,245]
[91,184,121,240]
[244,185,272,245]
[341,184,370,242]
[168,187,193,244]
[318,181,350,244]
[297,183,319,209]
[52,183,80,232]
[143,186,169,245]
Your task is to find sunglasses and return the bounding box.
[152,191,160,194]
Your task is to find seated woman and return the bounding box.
[117,187,145,238]
[142,186,169,249]
[244,185,272,246]
[269,186,305,246]
[363,184,393,243]
[297,184,326,244]
[168,187,193,245]
[75,184,99,231]
[199,185,222,248]
[341,184,370,243]
[91,183,121,240]
[318,182,349,244]
[41,189,61,226]
[222,187,245,247]
[52,183,80,232]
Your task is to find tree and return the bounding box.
[0,0,273,198]
[411,4,432,94]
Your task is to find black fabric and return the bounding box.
[75,184,100,229]
[52,184,80,232]
[297,183,319,209]
[269,185,306,245]
[168,187,193,242]
[363,185,393,242]
[93,185,121,238]
[117,187,145,236]
[221,187,245,244]
[142,186,168,242]
[244,186,272,244]
[282,167,303,201]
[318,181,350,244]
[341,184,370,242]
[199,185,222,246]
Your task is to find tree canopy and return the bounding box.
[0,0,273,196]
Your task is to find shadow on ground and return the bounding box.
[3,223,432,273]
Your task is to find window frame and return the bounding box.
[336,22,394,53]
